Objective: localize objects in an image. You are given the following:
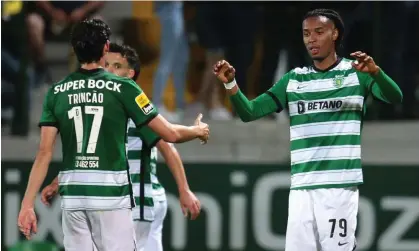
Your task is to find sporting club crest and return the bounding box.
[333,75,345,88]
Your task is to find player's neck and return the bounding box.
[80,58,105,71]
[313,52,338,71]
[81,63,103,71]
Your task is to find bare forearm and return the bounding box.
[171,125,200,143]
[148,115,205,143]
[158,142,190,193]
[22,151,53,207]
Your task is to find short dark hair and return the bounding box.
[71,19,111,64]
[109,43,141,81]
[303,9,345,49]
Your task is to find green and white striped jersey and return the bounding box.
[39,68,158,210]
[268,58,386,190]
[127,119,165,221]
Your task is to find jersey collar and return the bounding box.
[311,57,343,73]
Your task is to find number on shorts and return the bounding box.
[328,218,347,238]
[68,106,104,154]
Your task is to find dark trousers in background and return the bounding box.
[1,49,31,136]
[258,3,310,96]
[224,3,261,96]
[378,2,418,119]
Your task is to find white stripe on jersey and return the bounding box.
[287,72,359,93]
[131,183,153,197]
[290,169,363,189]
[61,195,132,210]
[59,170,129,186]
[291,145,361,165]
[290,120,361,141]
[293,60,353,75]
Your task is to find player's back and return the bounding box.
[43,68,148,210]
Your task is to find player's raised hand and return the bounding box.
[41,183,59,206]
[350,51,380,75]
[213,60,236,83]
[194,113,209,145]
[17,207,38,240]
[179,189,201,220]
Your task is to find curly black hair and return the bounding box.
[71,19,111,64]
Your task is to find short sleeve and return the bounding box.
[118,79,158,128]
[265,72,290,112]
[138,126,161,148]
[39,87,58,128]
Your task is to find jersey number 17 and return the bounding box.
[68,106,103,154]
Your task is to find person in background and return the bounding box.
[1,0,32,136]
[26,1,105,84]
[191,2,232,120]
[152,1,189,123]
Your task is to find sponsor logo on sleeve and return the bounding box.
[135,93,154,115]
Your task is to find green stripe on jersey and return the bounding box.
[134,196,154,207]
[59,184,130,197]
[287,85,363,103]
[291,159,362,175]
[127,127,141,137]
[290,111,362,127]
[291,135,361,151]
[290,182,363,190]
[152,183,164,189]
[130,173,151,183]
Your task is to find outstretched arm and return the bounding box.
[229,90,282,122]
[119,79,209,144]
[213,60,286,122]
[148,113,209,144]
[156,140,201,220]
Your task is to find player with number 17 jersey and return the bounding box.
[39,68,157,210]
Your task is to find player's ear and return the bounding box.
[332,29,338,41]
[103,40,110,54]
[128,69,135,79]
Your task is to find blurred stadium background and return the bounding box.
[2,1,419,251]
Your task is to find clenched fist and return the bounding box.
[213,60,236,83]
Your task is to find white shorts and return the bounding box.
[286,187,358,251]
[62,209,136,251]
[134,200,168,251]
